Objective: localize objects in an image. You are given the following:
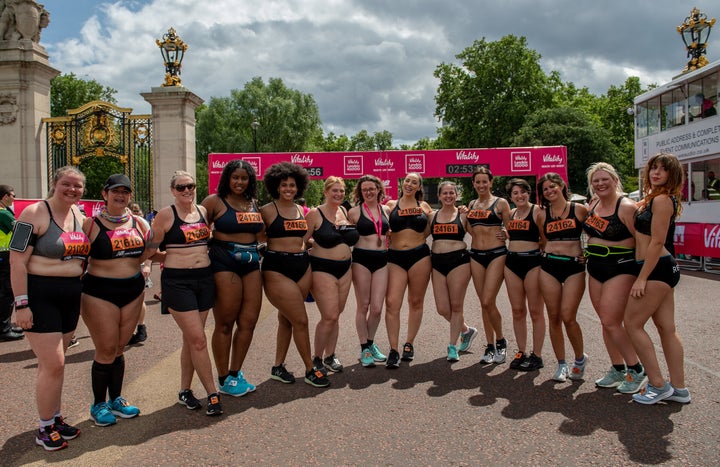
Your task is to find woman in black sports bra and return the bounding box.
[347,175,391,367]
[10,166,89,450]
[536,172,588,383]
[148,170,222,416]
[305,176,358,374]
[466,166,511,365]
[384,172,433,367]
[81,174,148,427]
[429,181,476,363]
[201,160,265,397]
[583,163,646,394]
[624,153,690,405]
[260,162,329,388]
[503,178,545,372]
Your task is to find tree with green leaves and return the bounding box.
[513,107,618,195]
[434,35,554,149]
[50,73,117,117]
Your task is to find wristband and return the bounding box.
[15,303,29,310]
[15,295,29,306]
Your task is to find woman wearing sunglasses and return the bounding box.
[147,171,222,416]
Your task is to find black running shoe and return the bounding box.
[401,342,414,361]
[128,324,147,345]
[509,351,527,370]
[271,364,296,384]
[323,354,343,373]
[54,416,80,440]
[519,353,544,371]
[178,389,202,410]
[386,349,401,369]
[206,393,223,416]
[35,426,68,451]
[312,356,328,376]
[304,367,330,388]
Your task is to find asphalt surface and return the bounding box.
[1,268,719,466]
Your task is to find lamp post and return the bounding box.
[156,27,188,86]
[677,8,716,73]
[251,119,260,152]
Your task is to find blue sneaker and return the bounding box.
[569,354,588,380]
[595,366,625,388]
[219,375,249,397]
[632,381,673,405]
[666,386,691,404]
[369,343,387,362]
[617,368,648,394]
[90,401,117,426]
[458,327,478,352]
[236,371,256,393]
[109,396,140,418]
[360,348,375,367]
[447,344,459,362]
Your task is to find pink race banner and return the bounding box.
[12,199,104,218]
[209,146,567,200]
[674,222,720,257]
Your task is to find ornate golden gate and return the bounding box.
[42,101,153,213]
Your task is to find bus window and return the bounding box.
[662,88,686,130]
[647,97,660,136]
[689,73,719,120]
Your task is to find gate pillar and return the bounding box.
[141,86,203,210]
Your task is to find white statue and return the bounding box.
[0,0,49,42]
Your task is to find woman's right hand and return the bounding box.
[16,308,33,330]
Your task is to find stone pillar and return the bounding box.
[141,86,203,210]
[0,40,59,198]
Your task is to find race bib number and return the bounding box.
[60,231,90,260]
[507,219,529,231]
[433,223,459,235]
[236,212,263,224]
[283,220,308,231]
[546,218,576,233]
[584,215,608,233]
[398,207,422,216]
[108,228,144,252]
[180,223,211,243]
[467,209,491,220]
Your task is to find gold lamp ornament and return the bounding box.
[677,7,715,73]
[156,27,188,86]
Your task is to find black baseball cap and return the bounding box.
[104,174,132,191]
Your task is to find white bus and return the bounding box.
[633,58,720,272]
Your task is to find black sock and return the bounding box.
[108,355,125,401]
[487,344,496,351]
[496,338,506,348]
[91,361,113,405]
[361,343,370,350]
[613,364,626,372]
[229,370,239,378]
[219,375,227,386]
[628,363,644,374]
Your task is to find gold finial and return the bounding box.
[156,27,189,86]
[677,7,716,73]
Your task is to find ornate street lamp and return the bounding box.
[156,27,188,86]
[251,119,260,152]
[677,7,715,73]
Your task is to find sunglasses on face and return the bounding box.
[174,183,196,192]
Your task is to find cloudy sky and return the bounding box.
[38,0,718,146]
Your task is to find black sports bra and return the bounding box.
[507,206,540,242]
[357,205,389,237]
[312,208,359,248]
[431,210,466,242]
[265,202,308,239]
[634,196,677,254]
[543,202,583,241]
[389,201,428,233]
[89,217,145,260]
[160,205,211,249]
[212,198,263,235]
[467,198,503,227]
[583,197,633,242]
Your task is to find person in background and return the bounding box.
[260,162,329,388]
[467,167,511,364]
[384,172,433,367]
[347,175,390,367]
[305,176,358,373]
[503,178,545,371]
[147,170,223,416]
[201,160,265,397]
[625,153,690,405]
[536,173,589,383]
[0,184,23,341]
[127,202,150,345]
[582,163,646,394]
[429,181,475,362]
[82,174,147,426]
[11,166,89,450]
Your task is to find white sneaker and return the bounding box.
[553,363,569,382]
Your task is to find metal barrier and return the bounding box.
[676,254,703,271]
[704,256,720,274]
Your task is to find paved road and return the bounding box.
[1,269,719,466]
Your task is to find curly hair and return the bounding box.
[352,174,384,205]
[537,172,569,207]
[641,152,684,216]
[217,160,257,200]
[263,162,309,199]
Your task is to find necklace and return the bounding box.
[549,202,569,221]
[363,202,384,247]
[99,206,130,223]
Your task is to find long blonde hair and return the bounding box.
[586,162,623,197]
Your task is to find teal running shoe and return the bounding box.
[617,368,647,394]
[458,327,477,352]
[633,381,673,404]
[666,386,691,404]
[447,344,459,362]
[109,396,140,418]
[369,343,387,362]
[220,375,252,397]
[595,366,625,388]
[90,401,117,426]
